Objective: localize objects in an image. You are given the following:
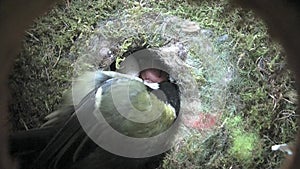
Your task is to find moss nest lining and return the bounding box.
[8,0,298,168]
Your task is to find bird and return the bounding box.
[10,70,181,169]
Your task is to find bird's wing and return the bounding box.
[33,71,142,168]
[34,86,99,168]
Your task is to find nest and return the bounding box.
[10,11,216,139]
[70,12,215,125]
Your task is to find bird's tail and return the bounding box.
[9,125,59,168]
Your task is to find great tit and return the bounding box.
[10,70,180,169]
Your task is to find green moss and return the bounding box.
[229,132,259,162]
[9,0,298,168]
[9,0,127,129]
[226,116,243,129]
[226,116,261,164]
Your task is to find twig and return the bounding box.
[25,31,40,42]
[53,48,62,68]
[20,118,29,131]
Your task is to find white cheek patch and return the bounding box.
[143,81,160,90]
[167,104,176,118]
[102,71,143,82]
[95,87,103,108]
